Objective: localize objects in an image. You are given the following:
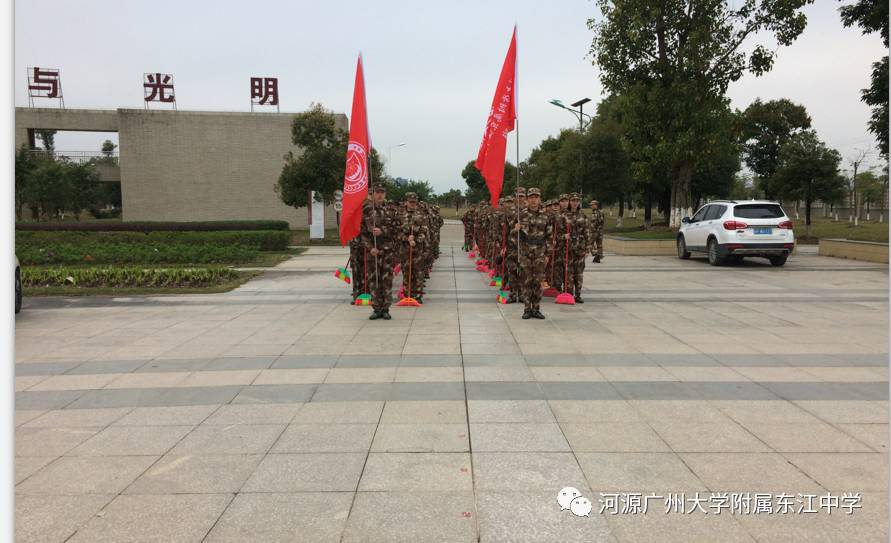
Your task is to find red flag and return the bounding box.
[340,54,371,246]
[475,26,517,207]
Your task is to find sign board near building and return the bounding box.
[27,67,64,108]
[144,72,177,109]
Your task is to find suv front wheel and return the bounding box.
[707,238,724,266]
[677,236,691,260]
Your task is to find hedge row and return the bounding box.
[16,230,290,251]
[17,243,258,265]
[15,220,290,232]
[22,266,241,288]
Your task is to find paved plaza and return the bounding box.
[13,222,890,542]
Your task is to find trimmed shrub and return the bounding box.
[17,243,258,265]
[22,266,241,288]
[16,230,290,252]
[15,220,290,232]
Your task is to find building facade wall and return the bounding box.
[15,107,348,230]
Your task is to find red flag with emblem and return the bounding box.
[340,54,371,246]
[475,26,517,207]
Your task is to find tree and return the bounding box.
[858,170,883,219]
[840,0,889,157]
[738,99,812,198]
[461,160,516,203]
[36,129,56,152]
[437,188,464,211]
[588,0,813,228]
[15,145,38,220]
[276,103,383,211]
[387,179,435,203]
[773,130,845,237]
[66,162,101,220]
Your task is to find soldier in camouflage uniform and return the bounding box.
[549,194,571,293]
[400,192,429,303]
[514,188,552,319]
[504,187,525,303]
[361,184,397,320]
[565,193,590,303]
[589,199,605,263]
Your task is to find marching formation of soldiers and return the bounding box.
[461,188,605,320]
[350,184,444,320]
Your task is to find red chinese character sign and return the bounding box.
[143,73,176,109]
[250,77,279,112]
[27,67,64,108]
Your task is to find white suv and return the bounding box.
[677,200,795,266]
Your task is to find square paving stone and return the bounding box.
[204,492,353,543]
[629,400,733,423]
[16,390,84,411]
[472,452,588,492]
[358,452,472,493]
[16,427,100,457]
[548,400,641,422]
[476,491,614,543]
[135,358,212,373]
[113,405,219,426]
[530,367,606,382]
[272,423,376,453]
[253,369,329,385]
[784,452,889,492]
[470,423,570,452]
[577,452,707,492]
[465,366,534,382]
[271,355,339,369]
[325,367,396,383]
[394,366,464,382]
[29,373,120,392]
[125,454,263,494]
[380,400,466,423]
[838,423,889,452]
[539,382,622,400]
[204,356,277,371]
[679,452,824,493]
[170,424,285,455]
[466,382,544,400]
[15,456,57,484]
[794,400,889,423]
[67,494,233,543]
[311,383,391,402]
[341,492,478,543]
[24,407,132,428]
[292,401,383,423]
[231,384,316,404]
[174,370,259,388]
[604,507,755,543]
[468,400,556,423]
[104,372,188,389]
[712,400,824,424]
[15,410,46,427]
[242,453,366,492]
[739,422,873,453]
[649,422,770,453]
[560,422,670,453]
[68,425,192,456]
[15,494,112,543]
[334,355,401,368]
[68,386,242,409]
[371,423,469,452]
[16,455,157,495]
[734,491,888,543]
[389,382,466,400]
[203,403,302,425]
[67,360,148,375]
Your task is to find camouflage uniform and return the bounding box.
[517,188,552,318]
[550,194,571,292]
[505,188,525,302]
[360,186,397,319]
[589,200,605,262]
[349,237,369,300]
[401,193,429,300]
[565,193,590,302]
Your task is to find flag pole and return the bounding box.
[514,24,521,290]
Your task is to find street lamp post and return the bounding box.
[388,142,406,176]
[548,98,592,195]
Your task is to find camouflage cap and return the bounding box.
[570,192,581,200]
[404,192,418,201]
[559,193,569,201]
[372,183,387,193]
[527,188,542,196]
[515,187,527,197]
[590,199,600,207]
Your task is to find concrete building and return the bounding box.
[15,107,348,229]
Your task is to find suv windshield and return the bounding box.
[734,204,785,219]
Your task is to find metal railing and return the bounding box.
[26,149,119,165]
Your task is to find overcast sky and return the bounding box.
[15,0,887,193]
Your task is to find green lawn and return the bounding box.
[24,271,261,297]
[291,229,343,246]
